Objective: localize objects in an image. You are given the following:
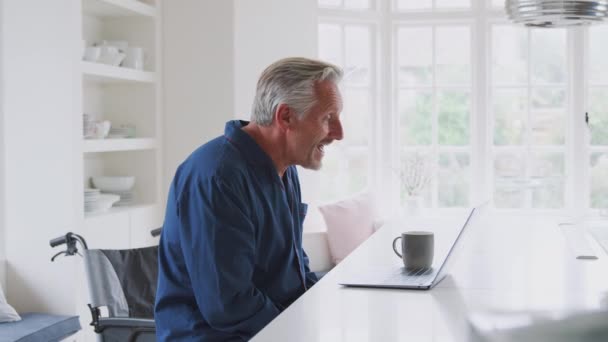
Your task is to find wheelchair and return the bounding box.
[50,229,161,342]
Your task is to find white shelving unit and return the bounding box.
[82,0,157,18]
[78,0,162,240]
[83,138,157,152]
[82,61,156,83]
[76,2,163,337]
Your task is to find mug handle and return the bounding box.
[392,236,403,258]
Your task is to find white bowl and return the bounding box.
[91,176,135,192]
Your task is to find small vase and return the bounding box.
[402,195,423,217]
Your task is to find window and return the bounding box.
[318,21,376,201]
[397,24,472,208]
[588,25,608,209]
[490,25,568,209]
[317,0,605,214]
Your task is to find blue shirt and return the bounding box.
[155,120,318,341]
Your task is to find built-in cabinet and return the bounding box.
[78,0,163,250]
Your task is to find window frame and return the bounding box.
[317,0,602,216]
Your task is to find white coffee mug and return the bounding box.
[392,231,434,269]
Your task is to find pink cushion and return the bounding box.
[319,193,375,265]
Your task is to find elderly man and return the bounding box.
[155,57,344,341]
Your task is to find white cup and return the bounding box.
[83,46,101,62]
[392,231,434,269]
[123,47,144,70]
[93,120,112,139]
[98,46,125,66]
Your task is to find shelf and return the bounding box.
[83,138,157,152]
[82,0,157,18]
[82,61,156,84]
[84,203,156,220]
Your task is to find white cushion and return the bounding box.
[319,193,376,265]
[302,232,332,273]
[0,282,21,323]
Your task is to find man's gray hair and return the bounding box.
[251,57,343,126]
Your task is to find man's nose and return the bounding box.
[329,119,343,141]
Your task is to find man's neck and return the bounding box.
[241,122,289,177]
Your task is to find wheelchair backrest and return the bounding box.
[83,246,158,319]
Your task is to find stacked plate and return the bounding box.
[91,176,136,207]
[108,124,136,139]
[84,189,120,213]
[112,190,135,206]
[84,188,100,212]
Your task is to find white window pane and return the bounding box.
[319,147,369,201]
[589,25,608,84]
[436,26,471,85]
[591,153,608,208]
[491,0,504,8]
[397,0,432,11]
[531,29,566,84]
[438,152,470,207]
[589,88,608,146]
[399,90,433,145]
[493,88,527,145]
[319,0,341,8]
[436,0,470,9]
[344,25,371,85]
[347,152,369,193]
[342,88,371,145]
[399,151,432,207]
[398,27,432,86]
[318,146,343,201]
[344,0,371,10]
[319,24,343,67]
[530,152,565,208]
[492,25,527,84]
[438,90,470,146]
[494,151,526,208]
[530,88,566,145]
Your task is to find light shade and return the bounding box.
[506,0,608,27]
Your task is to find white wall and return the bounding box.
[0,0,5,287]
[233,0,318,118]
[2,0,79,314]
[162,0,235,194]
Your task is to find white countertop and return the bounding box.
[252,214,608,341]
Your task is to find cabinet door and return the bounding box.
[83,212,131,249]
[130,205,162,248]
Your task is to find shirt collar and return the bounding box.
[224,120,279,173]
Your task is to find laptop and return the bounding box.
[339,206,480,290]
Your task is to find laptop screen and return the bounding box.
[434,202,488,283]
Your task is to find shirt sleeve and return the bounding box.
[178,176,280,339]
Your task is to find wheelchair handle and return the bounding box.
[150,227,162,237]
[49,232,89,262]
[50,235,68,248]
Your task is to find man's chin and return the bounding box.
[300,159,322,171]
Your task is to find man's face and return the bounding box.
[288,80,344,170]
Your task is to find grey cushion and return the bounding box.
[0,313,81,342]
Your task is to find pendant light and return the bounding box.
[505,0,608,27]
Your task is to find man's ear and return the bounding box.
[275,103,294,131]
